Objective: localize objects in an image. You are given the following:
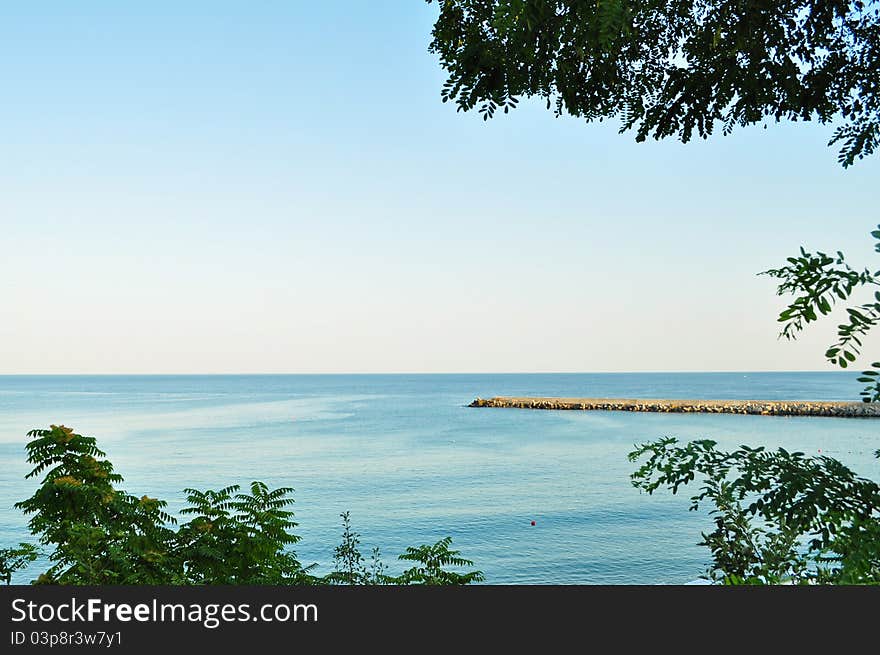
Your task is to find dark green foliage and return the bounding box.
[427,0,880,166]
[760,224,880,402]
[14,425,178,584]
[176,482,315,584]
[397,536,485,585]
[695,480,807,585]
[0,543,39,585]
[629,438,880,583]
[6,425,481,586]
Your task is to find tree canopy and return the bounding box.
[427,0,880,166]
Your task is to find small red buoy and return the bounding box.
[530,520,536,526]
[818,449,822,453]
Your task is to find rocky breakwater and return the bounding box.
[468,397,880,417]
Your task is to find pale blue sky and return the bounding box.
[1,1,878,373]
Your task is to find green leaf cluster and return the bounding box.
[0,543,39,586]
[760,224,880,402]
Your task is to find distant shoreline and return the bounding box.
[469,397,880,418]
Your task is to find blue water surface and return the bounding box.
[1,372,877,584]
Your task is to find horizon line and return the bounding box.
[0,369,853,377]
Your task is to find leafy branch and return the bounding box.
[759,224,880,401]
[0,543,39,585]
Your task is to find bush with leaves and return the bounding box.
[175,482,316,584]
[324,513,483,585]
[629,438,880,584]
[14,425,178,584]
[397,537,485,585]
[4,425,481,586]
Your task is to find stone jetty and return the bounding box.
[468,397,880,417]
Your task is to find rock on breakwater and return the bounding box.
[468,397,880,417]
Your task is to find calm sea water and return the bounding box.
[1,372,878,585]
